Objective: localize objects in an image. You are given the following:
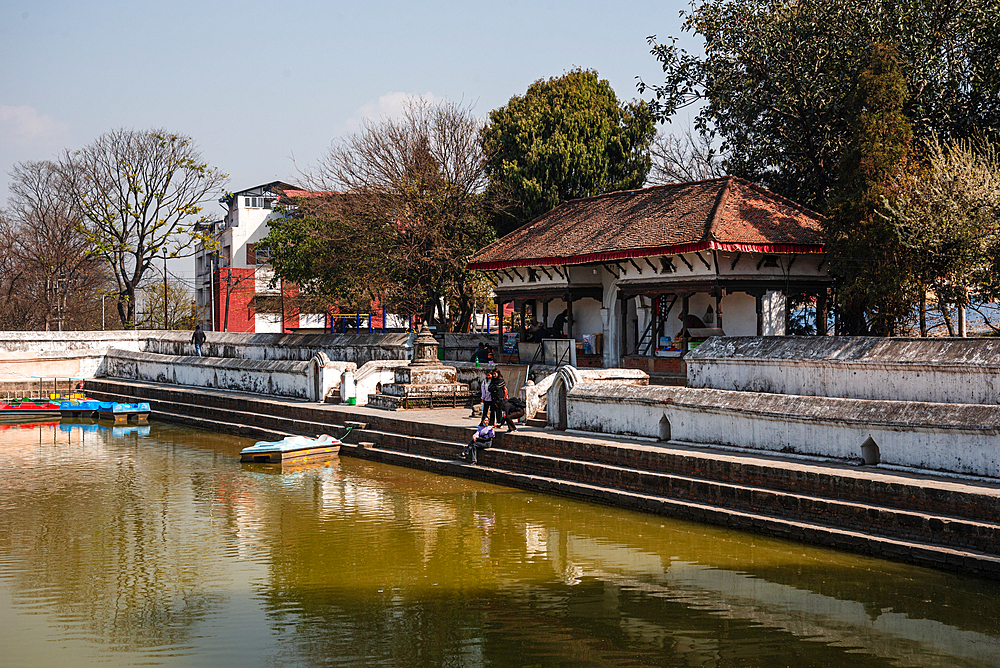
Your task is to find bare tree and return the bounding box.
[267,100,498,331]
[135,278,196,330]
[647,127,727,185]
[0,161,109,330]
[62,128,226,328]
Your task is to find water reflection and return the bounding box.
[1,422,997,667]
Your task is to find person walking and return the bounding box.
[460,422,495,464]
[192,325,207,357]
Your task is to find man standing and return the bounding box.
[192,325,207,357]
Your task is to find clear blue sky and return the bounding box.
[1,0,700,282]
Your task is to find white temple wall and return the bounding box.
[721,293,758,336]
[762,291,786,335]
[572,299,604,344]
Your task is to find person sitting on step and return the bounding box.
[461,423,495,464]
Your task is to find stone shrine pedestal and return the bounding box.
[367,325,472,410]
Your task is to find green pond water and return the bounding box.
[0,421,998,667]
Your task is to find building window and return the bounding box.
[244,196,263,208]
[246,244,257,265]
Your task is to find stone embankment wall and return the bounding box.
[143,331,413,364]
[551,335,1000,478]
[565,383,1000,477]
[101,349,348,401]
[0,331,148,378]
[688,336,1000,404]
[0,330,496,379]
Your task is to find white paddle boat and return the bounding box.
[240,433,342,464]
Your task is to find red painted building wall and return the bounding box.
[213,268,255,333]
[211,269,305,333]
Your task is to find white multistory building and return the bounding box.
[194,181,326,332]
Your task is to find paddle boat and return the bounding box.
[58,400,150,424]
[0,399,63,421]
[240,433,343,464]
[96,401,151,425]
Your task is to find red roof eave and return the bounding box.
[466,240,825,271]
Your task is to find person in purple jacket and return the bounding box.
[461,423,495,464]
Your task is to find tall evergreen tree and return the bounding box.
[481,69,656,235]
[825,43,914,335]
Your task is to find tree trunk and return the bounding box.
[940,299,955,336]
[919,289,927,337]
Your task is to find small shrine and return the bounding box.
[367,325,472,409]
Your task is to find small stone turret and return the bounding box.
[409,324,442,367]
[367,324,472,409]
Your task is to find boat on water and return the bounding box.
[0,400,63,421]
[59,400,150,424]
[240,434,343,464]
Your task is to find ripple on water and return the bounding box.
[2,422,1000,668]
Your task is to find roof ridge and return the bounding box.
[704,176,733,242]
[556,176,731,206]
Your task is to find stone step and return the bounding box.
[356,427,1000,555]
[524,409,547,428]
[87,387,352,442]
[348,444,1000,580]
[86,378,1000,524]
[153,409,294,443]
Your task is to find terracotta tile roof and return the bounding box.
[467,177,824,270]
[279,189,339,201]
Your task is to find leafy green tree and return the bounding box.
[62,128,226,328]
[885,136,1000,334]
[482,68,656,235]
[264,101,497,331]
[640,0,1000,210]
[825,43,914,336]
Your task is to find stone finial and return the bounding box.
[409,324,442,367]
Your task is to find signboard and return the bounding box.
[502,332,519,354]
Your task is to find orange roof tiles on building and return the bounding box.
[467,177,824,271]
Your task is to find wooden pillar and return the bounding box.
[497,300,504,353]
[816,292,828,336]
[566,295,574,340]
[620,295,629,359]
[755,292,764,336]
[681,294,690,352]
[519,301,527,338]
[715,293,723,331]
[784,292,792,335]
[543,299,550,328]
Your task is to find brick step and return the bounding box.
[525,409,547,428]
[153,409,294,443]
[346,444,1000,580]
[86,379,328,424]
[86,379,1000,524]
[500,432,1000,524]
[86,379,472,443]
[357,427,1000,555]
[87,388,353,442]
